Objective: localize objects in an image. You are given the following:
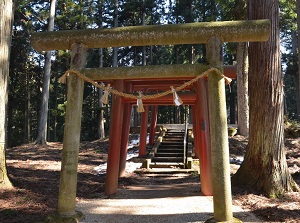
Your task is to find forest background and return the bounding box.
[6,0,297,146]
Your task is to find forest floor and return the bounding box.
[0,134,300,223]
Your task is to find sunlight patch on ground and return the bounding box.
[94,135,146,175]
[7,160,61,171]
[230,156,244,165]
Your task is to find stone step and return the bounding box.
[160,142,184,145]
[164,134,184,136]
[165,131,184,133]
[151,157,184,162]
[164,137,184,139]
[135,167,196,173]
[156,148,183,152]
[148,162,185,169]
[155,152,184,157]
[158,145,184,149]
[160,146,183,149]
[164,138,184,140]
[162,138,184,142]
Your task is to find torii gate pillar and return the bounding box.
[205,38,240,222]
[139,105,149,157]
[194,79,213,196]
[57,43,86,220]
[119,84,133,177]
[105,80,125,195]
[149,105,158,146]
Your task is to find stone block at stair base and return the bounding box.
[142,158,151,169]
[186,157,193,169]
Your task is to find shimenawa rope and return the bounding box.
[58,67,231,112]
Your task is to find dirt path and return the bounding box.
[77,174,262,223]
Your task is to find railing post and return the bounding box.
[191,105,200,159]
[57,43,86,219]
[183,109,189,168]
[205,37,238,222]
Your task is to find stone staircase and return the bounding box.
[151,131,185,164]
[142,128,194,172]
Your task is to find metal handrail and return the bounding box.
[183,111,189,168]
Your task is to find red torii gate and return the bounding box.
[31,20,270,223]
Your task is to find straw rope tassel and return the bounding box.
[137,91,145,113]
[223,76,232,85]
[222,75,232,92]
[58,71,69,84]
[101,84,111,104]
[171,86,183,106]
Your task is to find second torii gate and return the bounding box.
[31,19,270,223]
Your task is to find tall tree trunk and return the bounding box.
[290,30,298,117]
[226,54,237,125]
[132,45,138,128]
[141,2,146,66]
[25,73,31,142]
[112,0,118,68]
[54,76,58,141]
[232,0,299,196]
[232,0,249,135]
[229,81,236,124]
[0,0,13,189]
[237,42,249,136]
[297,1,300,120]
[36,0,56,145]
[97,0,105,139]
[98,90,105,139]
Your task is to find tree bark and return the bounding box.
[36,0,56,145]
[297,0,300,120]
[25,73,31,143]
[232,0,299,196]
[112,0,118,68]
[97,0,105,139]
[0,0,14,189]
[237,42,249,136]
[229,80,236,124]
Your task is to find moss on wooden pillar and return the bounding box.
[57,43,87,218]
[205,37,237,222]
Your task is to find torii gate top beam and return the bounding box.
[31,19,270,52]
